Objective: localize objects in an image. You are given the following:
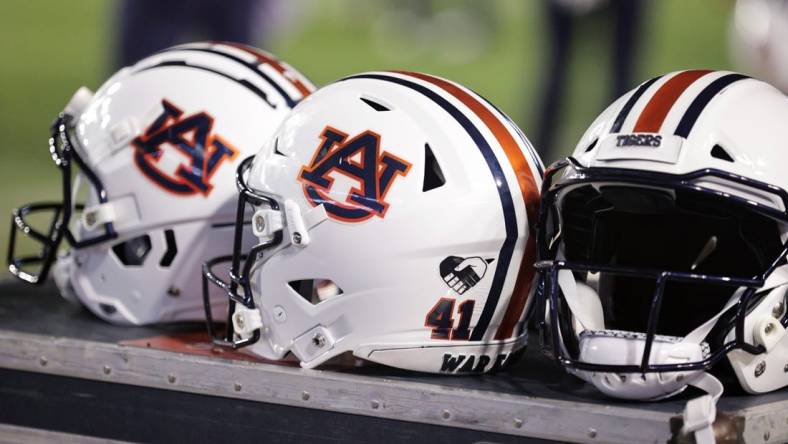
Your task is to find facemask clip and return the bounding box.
[251,208,283,239]
[232,307,263,337]
[284,200,310,247]
[754,316,786,352]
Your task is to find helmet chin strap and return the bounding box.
[555,247,787,444]
[681,372,723,444]
[675,291,742,444]
[675,273,787,443]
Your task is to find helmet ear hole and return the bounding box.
[111,235,152,266]
[288,279,344,305]
[710,144,735,162]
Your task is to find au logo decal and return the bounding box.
[298,126,411,222]
[132,100,238,196]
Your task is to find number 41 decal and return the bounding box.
[425,298,475,340]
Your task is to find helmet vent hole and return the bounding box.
[287,279,344,305]
[273,138,286,157]
[710,144,734,162]
[360,96,391,112]
[111,235,152,266]
[423,143,446,192]
[159,229,178,267]
[584,138,599,152]
[99,304,117,315]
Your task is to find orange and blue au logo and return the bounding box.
[132,100,238,197]
[297,126,411,222]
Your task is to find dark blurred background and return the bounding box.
[0,0,758,250]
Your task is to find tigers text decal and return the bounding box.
[297,126,411,222]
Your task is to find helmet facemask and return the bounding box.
[536,158,788,400]
[202,156,283,349]
[8,111,117,285]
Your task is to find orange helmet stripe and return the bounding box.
[396,71,540,340]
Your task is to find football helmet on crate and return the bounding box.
[7,42,314,325]
[203,71,544,373]
[534,70,788,443]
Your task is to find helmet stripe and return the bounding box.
[166,46,299,108]
[673,73,749,138]
[395,71,541,341]
[221,42,314,98]
[632,69,712,133]
[343,72,522,342]
[609,75,663,133]
[135,61,275,108]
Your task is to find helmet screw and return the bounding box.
[312,333,326,348]
[784,363,788,373]
[765,322,776,335]
[676,374,684,382]
[167,286,180,297]
[773,302,785,318]
[755,361,766,377]
[292,232,302,245]
[254,214,265,233]
[273,305,287,323]
[235,314,245,330]
[85,211,96,226]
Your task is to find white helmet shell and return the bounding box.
[45,42,314,325]
[220,71,543,374]
[537,69,788,441]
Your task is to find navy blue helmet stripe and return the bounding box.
[610,75,663,133]
[478,94,545,177]
[135,61,277,108]
[673,73,749,138]
[166,46,299,108]
[344,73,518,341]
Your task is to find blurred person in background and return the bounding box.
[116,0,272,68]
[534,0,646,161]
[730,0,788,93]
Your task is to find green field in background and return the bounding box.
[0,0,732,254]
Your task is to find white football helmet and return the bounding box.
[7,41,314,325]
[535,70,788,443]
[203,71,544,374]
